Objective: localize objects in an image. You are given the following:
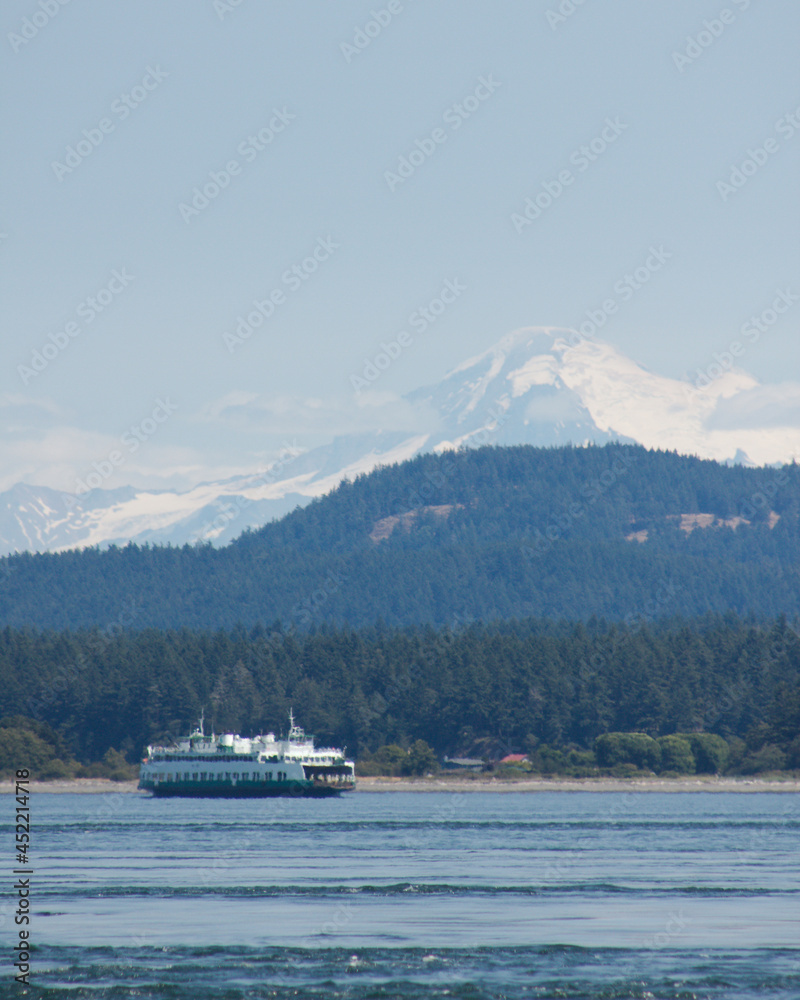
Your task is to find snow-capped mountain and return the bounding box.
[1,328,797,556]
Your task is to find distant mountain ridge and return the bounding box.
[1,443,798,631]
[1,327,797,556]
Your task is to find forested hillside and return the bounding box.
[1,616,798,773]
[1,444,797,630]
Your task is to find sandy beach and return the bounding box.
[4,775,799,794]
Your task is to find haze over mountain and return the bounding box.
[1,328,797,556]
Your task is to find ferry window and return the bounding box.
[184,772,190,781]
[201,773,206,780]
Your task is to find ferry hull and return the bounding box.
[140,779,353,798]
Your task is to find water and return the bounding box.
[6,790,799,997]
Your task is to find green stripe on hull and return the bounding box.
[140,780,351,798]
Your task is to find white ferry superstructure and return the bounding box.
[138,711,355,797]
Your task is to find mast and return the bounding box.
[288,707,305,743]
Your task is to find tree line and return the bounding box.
[1,614,798,778]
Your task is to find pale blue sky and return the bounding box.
[2,0,798,492]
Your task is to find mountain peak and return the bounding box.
[0,329,796,556]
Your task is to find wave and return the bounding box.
[5,817,800,834]
[34,881,799,900]
[25,944,800,999]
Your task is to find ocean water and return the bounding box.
[6,790,799,998]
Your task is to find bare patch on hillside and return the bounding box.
[370,504,458,543]
[627,510,782,542]
[668,512,780,533]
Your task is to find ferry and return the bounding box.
[138,711,355,797]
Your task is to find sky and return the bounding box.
[2,0,798,494]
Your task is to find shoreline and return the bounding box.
[355,774,800,793]
[3,775,799,794]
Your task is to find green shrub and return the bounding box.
[566,749,596,770]
[595,732,660,770]
[38,759,74,780]
[406,739,438,776]
[680,733,729,774]
[657,735,695,774]
[530,745,566,774]
[356,742,438,777]
[738,745,787,774]
[0,727,68,777]
[609,762,642,778]
[786,736,800,770]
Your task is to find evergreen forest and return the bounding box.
[1,444,798,778]
[0,444,798,631]
[1,615,798,777]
